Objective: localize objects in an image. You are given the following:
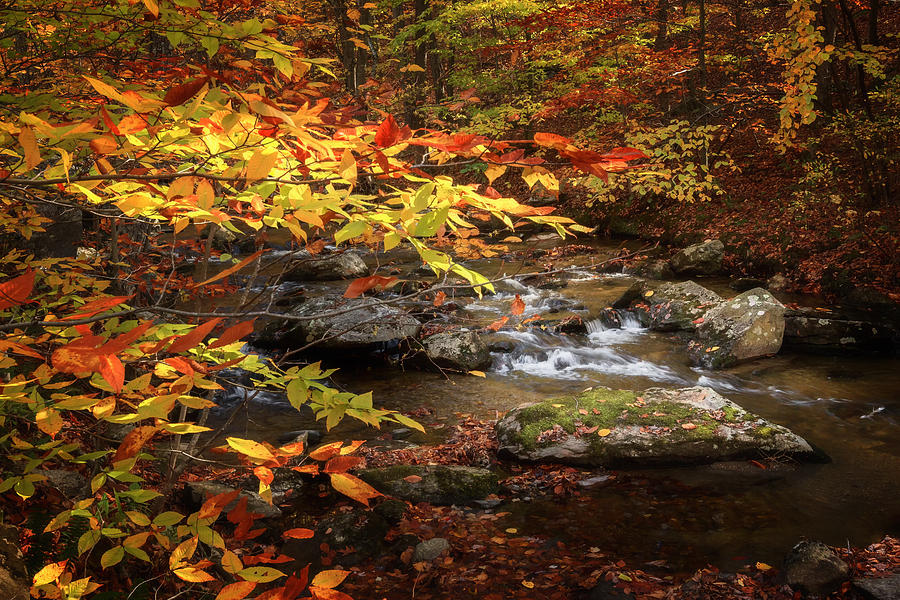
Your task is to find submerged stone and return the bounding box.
[283,251,369,281]
[421,331,492,372]
[496,386,819,467]
[612,280,722,331]
[358,465,499,505]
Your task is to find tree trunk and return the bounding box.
[654,0,669,49]
[698,0,707,87]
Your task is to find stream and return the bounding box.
[206,239,900,574]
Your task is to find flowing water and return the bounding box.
[208,241,900,573]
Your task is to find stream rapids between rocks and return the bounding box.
[203,239,900,574]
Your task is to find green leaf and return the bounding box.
[120,489,162,503]
[100,546,125,568]
[334,220,367,244]
[393,413,425,433]
[152,511,184,527]
[78,530,101,556]
[124,545,150,562]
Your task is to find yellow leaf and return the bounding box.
[401,64,426,73]
[644,290,654,297]
[328,472,381,506]
[505,528,518,534]
[36,408,63,437]
[142,0,159,18]
[169,536,198,570]
[221,550,243,574]
[311,569,349,589]
[245,149,279,183]
[522,581,535,589]
[756,562,773,571]
[468,370,486,378]
[226,437,275,461]
[597,428,612,437]
[237,566,286,583]
[173,566,216,582]
[33,561,67,586]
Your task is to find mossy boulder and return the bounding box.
[357,465,499,505]
[496,386,818,467]
[688,288,785,369]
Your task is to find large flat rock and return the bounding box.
[496,386,819,467]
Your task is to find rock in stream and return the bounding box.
[496,386,819,467]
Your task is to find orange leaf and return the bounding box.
[209,319,256,349]
[18,126,41,170]
[486,316,509,332]
[533,132,572,149]
[309,586,353,600]
[308,441,343,462]
[0,268,34,310]
[323,455,364,474]
[199,488,241,520]
[403,475,422,483]
[328,473,381,506]
[191,251,265,290]
[254,466,274,486]
[343,275,398,298]
[113,425,158,463]
[163,77,209,107]
[215,581,256,600]
[433,291,446,307]
[166,318,223,354]
[282,528,315,539]
[311,569,349,589]
[511,294,525,316]
[173,566,216,582]
[681,423,697,430]
[90,136,118,155]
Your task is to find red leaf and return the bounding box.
[209,319,256,349]
[433,291,446,307]
[62,295,132,320]
[106,320,153,353]
[0,268,34,310]
[113,425,158,463]
[601,147,647,161]
[309,586,353,600]
[100,106,121,136]
[166,318,223,354]
[163,77,209,107]
[214,581,256,600]
[511,294,525,316]
[374,114,401,147]
[200,489,241,520]
[191,250,266,290]
[343,275,399,298]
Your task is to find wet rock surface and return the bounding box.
[784,307,897,354]
[688,288,785,369]
[613,280,722,331]
[258,295,420,350]
[420,331,492,372]
[854,573,900,600]
[283,251,369,281]
[669,239,724,276]
[358,464,500,505]
[496,386,818,467]
[784,540,850,596]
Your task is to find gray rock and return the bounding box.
[412,537,450,562]
[613,280,722,331]
[277,429,323,447]
[854,574,900,600]
[284,251,369,281]
[669,239,724,276]
[784,540,849,596]
[358,465,499,505]
[730,277,766,292]
[40,469,88,497]
[784,308,896,354]
[262,295,420,350]
[496,386,818,467]
[421,331,492,371]
[0,567,28,600]
[624,259,674,280]
[766,273,789,292]
[689,288,785,369]
[185,482,282,519]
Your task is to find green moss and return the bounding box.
[752,426,775,438]
[514,388,740,451]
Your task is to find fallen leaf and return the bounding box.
[597,428,611,437]
[521,581,535,589]
[681,423,697,430]
[403,475,423,483]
